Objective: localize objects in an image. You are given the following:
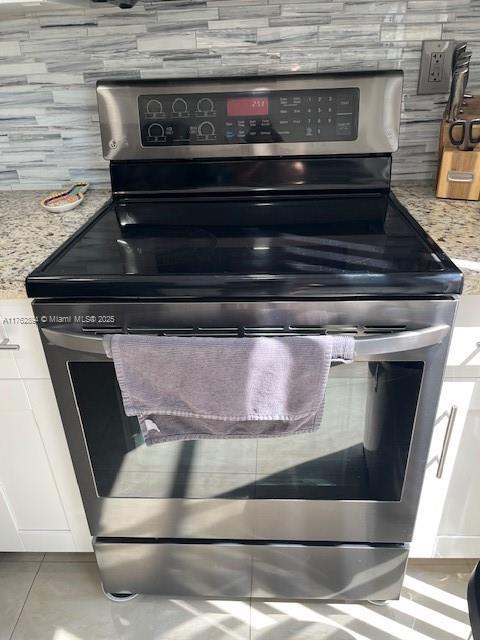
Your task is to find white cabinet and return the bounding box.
[436,379,480,556]
[445,295,480,377]
[0,300,90,552]
[412,295,480,557]
[25,379,91,551]
[1,309,49,379]
[411,379,477,556]
[0,486,23,551]
[0,379,68,530]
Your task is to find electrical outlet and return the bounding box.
[429,51,444,82]
[418,40,455,95]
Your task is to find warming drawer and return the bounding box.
[94,539,408,600]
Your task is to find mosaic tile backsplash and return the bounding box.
[0,0,479,190]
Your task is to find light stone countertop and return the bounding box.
[392,182,480,295]
[0,183,479,299]
[0,189,110,299]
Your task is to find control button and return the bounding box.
[279,96,301,107]
[336,116,353,137]
[196,97,215,115]
[225,130,236,141]
[336,93,355,111]
[172,98,189,117]
[197,120,216,140]
[147,123,165,140]
[146,99,164,118]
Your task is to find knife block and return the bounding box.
[436,104,480,200]
[437,148,480,200]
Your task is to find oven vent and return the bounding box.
[81,324,408,337]
[82,327,122,334]
[363,325,407,334]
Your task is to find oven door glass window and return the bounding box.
[69,360,423,501]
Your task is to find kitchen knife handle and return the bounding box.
[469,119,480,145]
[449,121,466,147]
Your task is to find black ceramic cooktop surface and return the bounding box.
[26,193,463,299]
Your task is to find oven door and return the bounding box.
[36,299,456,544]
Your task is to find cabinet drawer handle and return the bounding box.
[0,338,20,351]
[436,405,458,479]
[0,318,20,351]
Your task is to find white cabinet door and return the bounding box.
[0,301,91,552]
[0,485,23,551]
[445,295,480,378]
[412,297,480,558]
[0,379,69,533]
[411,379,475,557]
[25,379,92,551]
[0,310,20,378]
[0,301,49,379]
[435,379,480,556]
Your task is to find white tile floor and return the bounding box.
[0,554,476,640]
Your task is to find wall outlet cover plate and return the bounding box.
[418,40,456,95]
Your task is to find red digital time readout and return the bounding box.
[227,97,269,117]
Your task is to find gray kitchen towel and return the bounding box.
[103,334,354,446]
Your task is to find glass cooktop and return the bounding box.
[26,193,463,299]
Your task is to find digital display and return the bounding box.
[227,96,269,117]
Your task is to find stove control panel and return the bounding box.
[138,88,359,147]
[97,71,403,159]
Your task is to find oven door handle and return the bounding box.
[41,324,450,358]
[353,324,450,357]
[42,328,106,355]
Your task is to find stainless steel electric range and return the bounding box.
[27,71,463,601]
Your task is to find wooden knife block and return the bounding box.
[436,101,480,200]
[436,148,480,200]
